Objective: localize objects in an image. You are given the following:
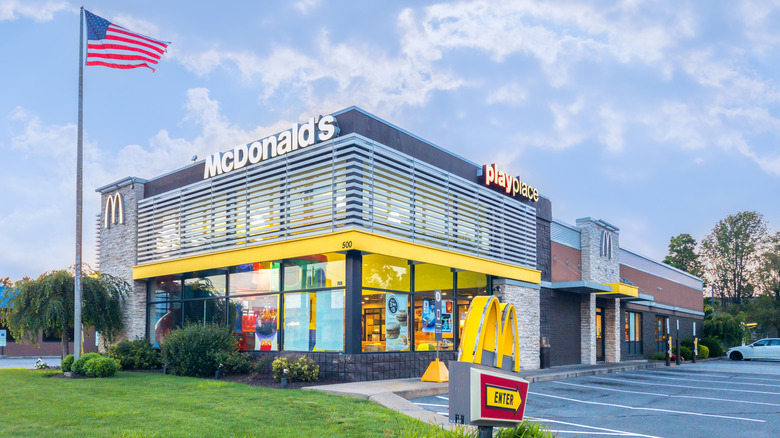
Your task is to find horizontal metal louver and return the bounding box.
[137,134,537,270]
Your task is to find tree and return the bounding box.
[701,211,768,306]
[757,232,780,302]
[663,233,703,277]
[0,268,129,359]
[1,277,12,287]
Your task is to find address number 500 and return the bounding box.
[342,241,353,249]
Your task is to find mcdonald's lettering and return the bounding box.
[600,230,613,259]
[104,192,124,228]
[458,296,520,373]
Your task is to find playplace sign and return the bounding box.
[482,163,539,202]
[449,296,531,427]
[203,115,340,179]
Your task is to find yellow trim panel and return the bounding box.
[132,229,541,283]
[598,282,640,299]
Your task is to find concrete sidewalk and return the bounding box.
[304,360,667,427]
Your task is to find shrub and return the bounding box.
[61,354,75,372]
[215,351,251,375]
[83,356,121,378]
[681,339,694,350]
[252,355,273,375]
[650,352,666,361]
[698,344,710,359]
[679,346,692,361]
[161,323,236,377]
[272,356,319,383]
[71,352,103,375]
[495,420,555,437]
[109,338,162,370]
[700,337,724,357]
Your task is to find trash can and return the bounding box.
[540,336,551,369]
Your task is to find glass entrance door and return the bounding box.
[596,307,605,362]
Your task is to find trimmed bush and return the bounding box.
[215,351,251,375]
[161,323,236,377]
[681,339,694,350]
[700,337,724,357]
[650,352,666,361]
[272,356,319,383]
[61,354,75,372]
[71,352,103,375]
[83,356,121,378]
[109,338,161,370]
[679,346,692,361]
[698,344,710,359]
[252,355,273,375]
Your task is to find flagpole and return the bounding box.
[74,6,84,361]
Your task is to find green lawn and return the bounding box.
[0,369,432,437]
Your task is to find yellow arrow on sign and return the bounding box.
[485,385,522,413]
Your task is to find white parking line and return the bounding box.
[593,376,780,396]
[529,417,662,438]
[645,370,780,383]
[529,391,765,423]
[415,402,448,408]
[619,372,780,388]
[436,395,449,400]
[554,381,780,407]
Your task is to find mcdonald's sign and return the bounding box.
[104,192,124,228]
[449,295,530,426]
[600,230,613,259]
[458,296,520,373]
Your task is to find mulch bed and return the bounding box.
[48,369,340,389]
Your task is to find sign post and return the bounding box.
[434,289,442,361]
[692,322,697,363]
[0,329,6,357]
[676,320,681,365]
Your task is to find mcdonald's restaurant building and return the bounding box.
[96,107,704,381]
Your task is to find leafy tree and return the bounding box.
[0,268,129,359]
[701,211,768,306]
[663,233,703,277]
[746,295,780,337]
[703,311,746,348]
[1,277,12,287]
[757,232,780,302]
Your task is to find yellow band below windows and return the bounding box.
[132,229,540,283]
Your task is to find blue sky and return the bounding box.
[1,0,779,280]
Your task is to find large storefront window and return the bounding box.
[361,291,410,352]
[182,298,226,326]
[148,301,181,347]
[283,254,345,290]
[229,262,280,295]
[183,270,226,299]
[229,294,279,351]
[625,311,642,356]
[414,263,454,296]
[283,290,345,351]
[363,254,411,291]
[414,295,455,351]
[152,276,181,301]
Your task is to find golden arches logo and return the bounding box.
[104,192,124,228]
[458,296,520,373]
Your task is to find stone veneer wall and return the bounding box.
[496,282,541,370]
[98,182,146,342]
[580,293,596,364]
[250,351,458,382]
[604,298,621,362]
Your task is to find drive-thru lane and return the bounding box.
[410,361,780,437]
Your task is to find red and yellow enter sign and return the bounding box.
[471,367,530,424]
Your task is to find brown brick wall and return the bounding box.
[620,265,702,312]
[551,242,582,283]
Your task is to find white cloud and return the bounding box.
[598,105,625,153]
[486,83,527,106]
[0,0,68,22]
[294,0,321,14]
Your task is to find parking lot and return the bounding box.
[410,360,780,437]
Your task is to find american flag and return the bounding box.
[84,9,169,72]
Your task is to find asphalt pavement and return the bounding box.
[410,360,780,437]
[0,357,61,369]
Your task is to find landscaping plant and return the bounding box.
[161,323,237,377]
[109,338,161,370]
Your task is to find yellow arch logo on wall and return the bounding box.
[458,296,520,373]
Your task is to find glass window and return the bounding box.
[183,271,226,299]
[414,295,455,351]
[753,340,768,347]
[149,302,181,348]
[182,298,226,326]
[314,290,345,351]
[151,275,181,301]
[361,291,410,352]
[625,312,641,342]
[283,292,310,350]
[414,263,453,296]
[655,316,665,341]
[229,262,280,295]
[229,294,279,351]
[362,254,411,291]
[457,271,487,298]
[283,253,345,291]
